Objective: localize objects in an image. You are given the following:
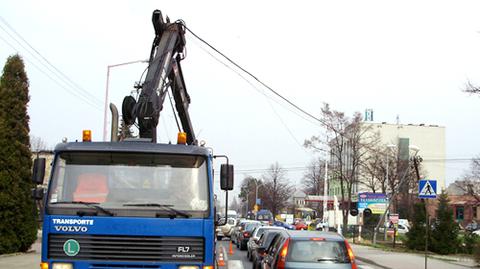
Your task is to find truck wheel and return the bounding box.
[217,236,223,241]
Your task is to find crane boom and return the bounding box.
[125,10,196,144]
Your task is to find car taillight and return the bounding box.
[243,231,250,237]
[277,238,290,269]
[344,240,357,269]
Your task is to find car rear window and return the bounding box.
[262,231,281,247]
[287,240,350,263]
[254,228,264,237]
[245,223,260,231]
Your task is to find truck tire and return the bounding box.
[217,236,223,241]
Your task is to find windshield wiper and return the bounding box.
[51,201,114,216]
[316,257,345,263]
[123,203,191,218]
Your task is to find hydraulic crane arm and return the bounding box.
[124,10,196,144]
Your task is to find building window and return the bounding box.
[456,206,464,221]
[473,206,477,220]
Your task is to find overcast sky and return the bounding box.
[1,0,479,202]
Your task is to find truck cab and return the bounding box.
[35,141,230,269]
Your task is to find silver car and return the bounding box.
[261,230,357,269]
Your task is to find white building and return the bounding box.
[362,122,446,190]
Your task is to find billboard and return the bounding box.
[358,192,387,214]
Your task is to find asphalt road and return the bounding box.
[216,238,383,269]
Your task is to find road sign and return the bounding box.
[419,179,437,199]
[389,213,399,224]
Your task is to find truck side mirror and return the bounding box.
[32,158,46,184]
[220,164,234,191]
[32,187,44,200]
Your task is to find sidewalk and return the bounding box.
[351,243,477,269]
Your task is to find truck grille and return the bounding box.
[48,234,204,262]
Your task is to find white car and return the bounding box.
[379,223,409,234]
[216,217,236,240]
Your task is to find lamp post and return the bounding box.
[103,59,148,141]
[252,178,259,212]
[384,144,396,240]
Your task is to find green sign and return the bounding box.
[63,239,80,256]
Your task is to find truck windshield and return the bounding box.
[47,152,209,217]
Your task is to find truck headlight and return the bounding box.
[52,263,73,269]
[178,266,200,269]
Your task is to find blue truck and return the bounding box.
[31,10,234,269]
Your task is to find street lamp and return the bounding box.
[103,59,148,141]
[252,179,259,211]
[384,144,396,240]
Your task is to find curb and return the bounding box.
[356,256,393,269]
[428,255,477,268]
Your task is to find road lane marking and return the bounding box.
[228,260,243,269]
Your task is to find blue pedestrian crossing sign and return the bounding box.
[419,179,437,199]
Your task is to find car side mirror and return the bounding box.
[220,164,234,191]
[257,246,266,254]
[32,158,46,184]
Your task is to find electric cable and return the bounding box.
[183,25,328,127]
[0,16,103,105]
[0,34,101,111]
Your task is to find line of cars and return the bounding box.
[223,219,358,269]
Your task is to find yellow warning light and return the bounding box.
[40,262,49,269]
[82,130,92,142]
[177,132,187,144]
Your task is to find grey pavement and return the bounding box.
[0,241,41,269]
[351,243,477,269]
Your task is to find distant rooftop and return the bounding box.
[363,122,444,128]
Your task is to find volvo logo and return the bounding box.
[177,246,191,253]
[54,226,88,232]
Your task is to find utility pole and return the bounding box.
[323,134,329,229]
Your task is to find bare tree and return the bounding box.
[458,157,480,203]
[229,197,241,214]
[261,163,295,217]
[238,176,262,215]
[30,135,49,152]
[302,157,325,196]
[465,81,480,95]
[360,142,425,219]
[305,103,378,234]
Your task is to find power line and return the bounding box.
[0,34,101,111]
[188,37,319,127]
[183,25,329,128]
[188,38,313,151]
[0,16,103,106]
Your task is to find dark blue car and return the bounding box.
[273,220,295,230]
